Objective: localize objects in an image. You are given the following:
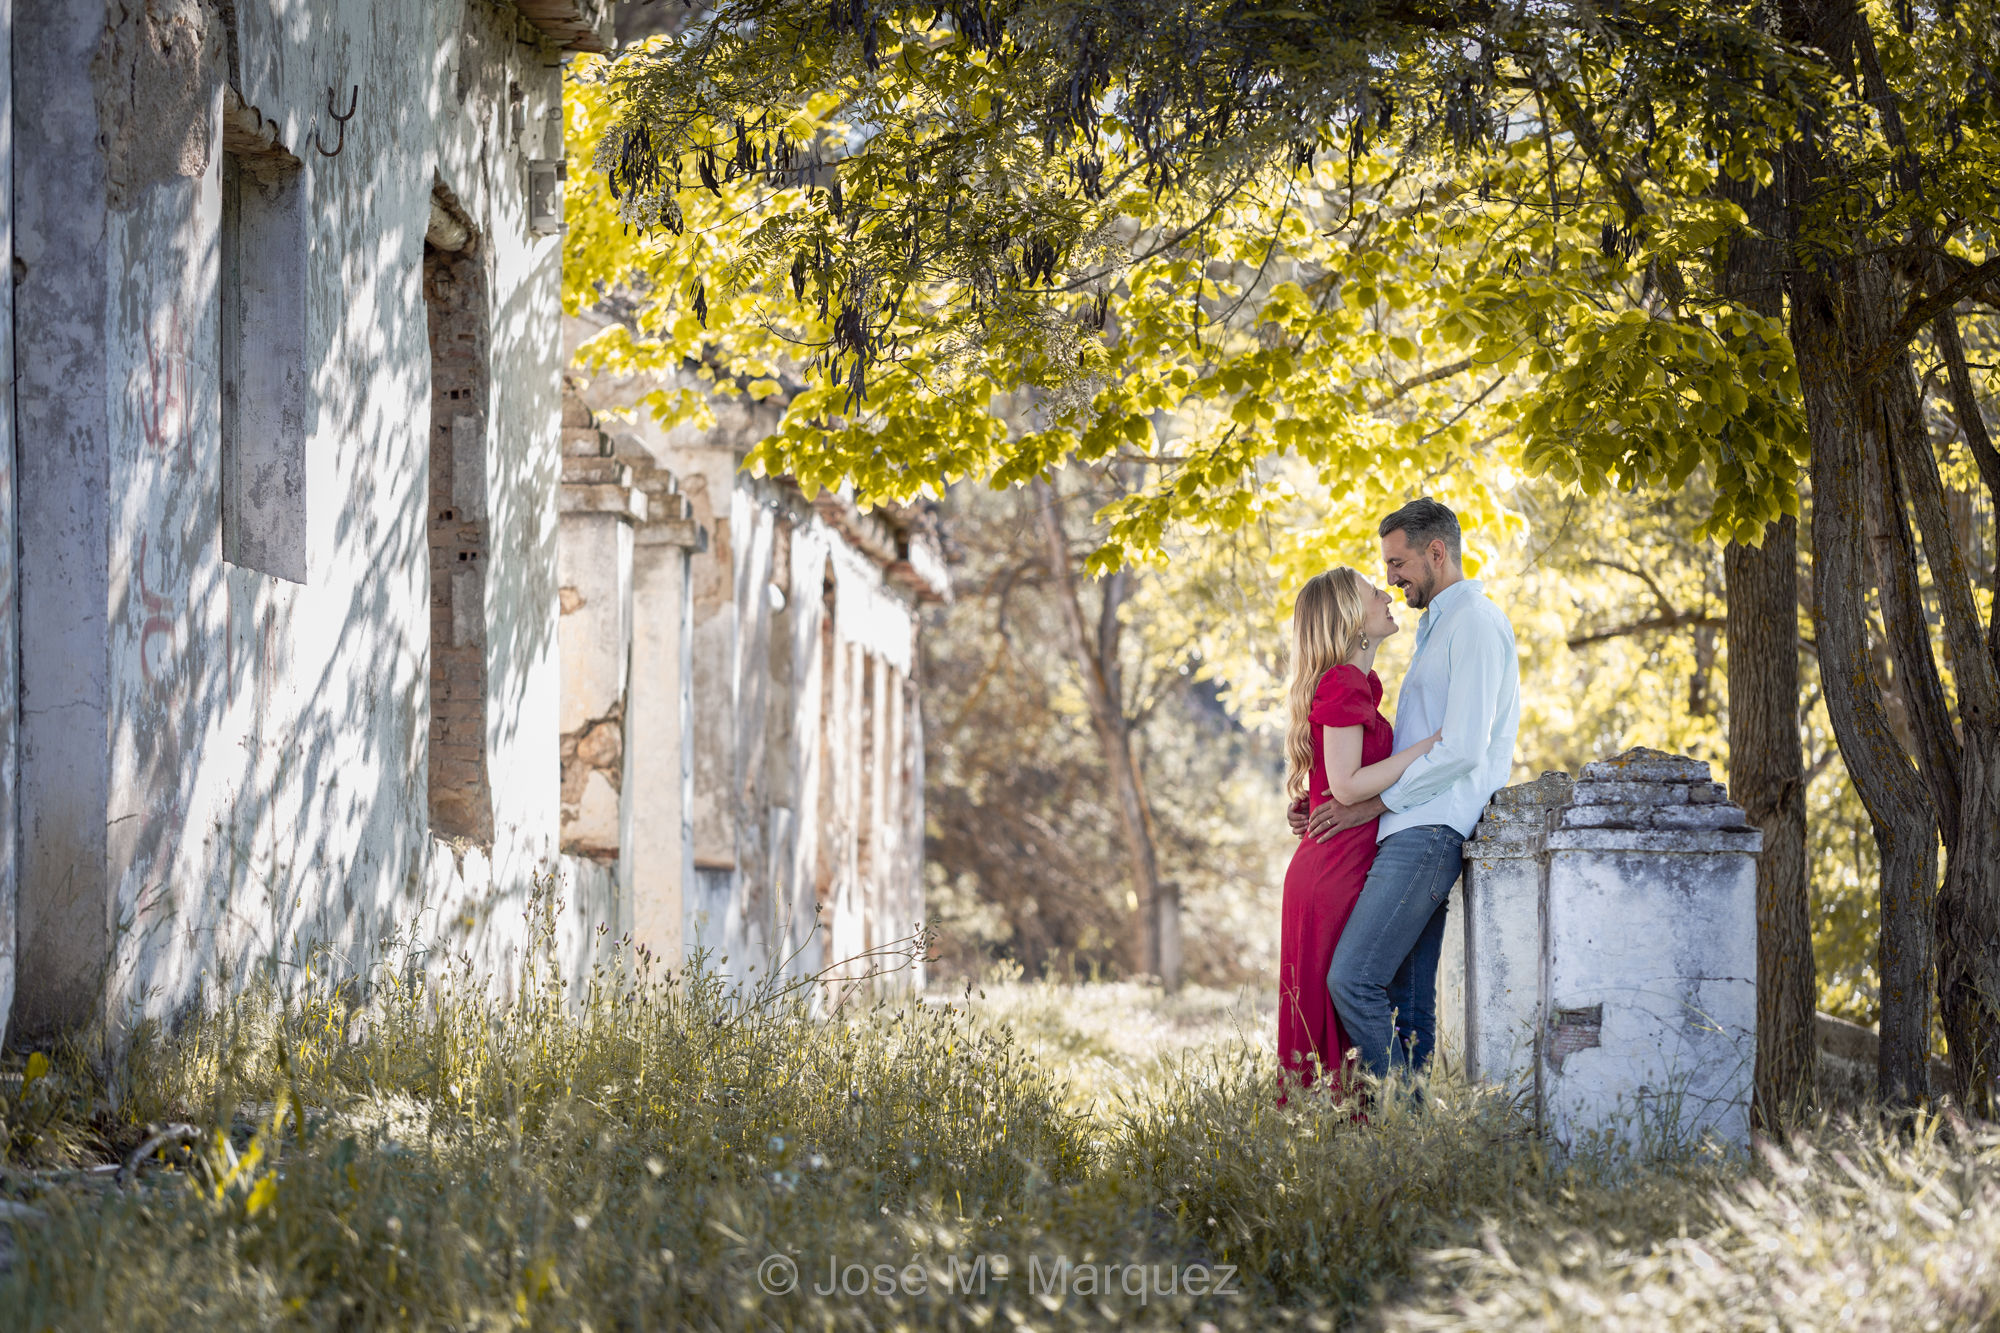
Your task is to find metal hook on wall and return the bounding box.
[312,85,359,158]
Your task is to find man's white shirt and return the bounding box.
[1378,578,1520,841]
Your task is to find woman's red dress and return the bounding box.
[1277,664,1392,1099]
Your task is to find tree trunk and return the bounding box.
[1030,479,1177,988]
[1859,377,1962,854]
[1727,523,1816,1126]
[1931,311,2000,1111]
[1790,254,1939,1106]
[1717,164,1816,1128]
[1933,312,2000,617]
[1870,328,2000,1114]
[1846,20,2000,1107]
[1781,0,2000,1115]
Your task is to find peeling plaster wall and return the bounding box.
[556,498,633,859]
[624,507,696,970]
[11,0,593,1043]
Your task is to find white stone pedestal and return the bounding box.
[1540,750,1760,1153]
[1453,749,1761,1156]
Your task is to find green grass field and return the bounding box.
[1,925,1996,1329]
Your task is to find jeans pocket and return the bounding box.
[1425,830,1462,904]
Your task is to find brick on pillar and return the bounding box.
[557,392,644,882]
[1541,748,1761,1153]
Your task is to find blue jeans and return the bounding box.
[1328,824,1465,1080]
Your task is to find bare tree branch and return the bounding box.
[1567,611,1725,650]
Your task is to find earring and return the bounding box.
[1359,636,1370,651]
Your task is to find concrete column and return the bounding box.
[1540,748,1760,1153]
[771,538,822,987]
[1453,771,1572,1092]
[13,1,113,1040]
[897,661,927,993]
[828,639,865,977]
[625,459,701,975]
[0,0,15,1049]
[776,547,829,990]
[865,653,888,951]
[556,439,643,871]
[728,496,775,983]
[678,448,738,962]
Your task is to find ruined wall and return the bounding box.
[563,317,941,998]
[10,0,597,1043]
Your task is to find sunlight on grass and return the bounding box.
[0,899,1996,1329]
[956,963,1273,1118]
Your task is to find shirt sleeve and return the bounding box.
[1381,613,1507,813]
[1307,665,1375,729]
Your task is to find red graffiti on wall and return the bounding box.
[136,532,178,684]
[140,309,191,462]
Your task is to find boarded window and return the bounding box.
[423,202,493,843]
[220,147,308,581]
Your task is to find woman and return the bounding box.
[1277,567,1438,1099]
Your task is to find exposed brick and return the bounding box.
[424,232,493,844]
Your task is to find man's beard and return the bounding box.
[1404,570,1437,608]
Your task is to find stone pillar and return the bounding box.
[1452,771,1572,1093]
[0,0,15,1050]
[1540,748,1760,1152]
[556,410,645,895]
[625,449,702,973]
[676,447,740,961]
[13,1,113,1040]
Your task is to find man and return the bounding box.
[1289,497,1520,1081]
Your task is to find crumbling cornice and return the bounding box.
[516,0,614,54]
[805,488,952,605]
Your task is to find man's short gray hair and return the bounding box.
[1378,497,1462,562]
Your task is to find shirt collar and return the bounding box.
[1420,577,1481,622]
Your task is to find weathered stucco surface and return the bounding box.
[3,0,938,1044]
[10,0,601,1044]
[1455,751,1759,1155]
[1452,770,1572,1095]
[16,0,117,1039]
[1541,750,1760,1153]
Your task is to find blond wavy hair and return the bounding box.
[1284,568,1373,803]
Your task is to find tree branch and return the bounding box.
[1361,356,1478,412]
[1581,556,1676,615]
[1933,309,2000,517]
[1533,76,1689,310]
[1851,255,2000,383]
[1567,611,1725,650]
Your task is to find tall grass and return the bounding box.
[1,900,1997,1328]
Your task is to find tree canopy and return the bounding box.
[562,0,1950,557]
[566,0,2000,1109]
